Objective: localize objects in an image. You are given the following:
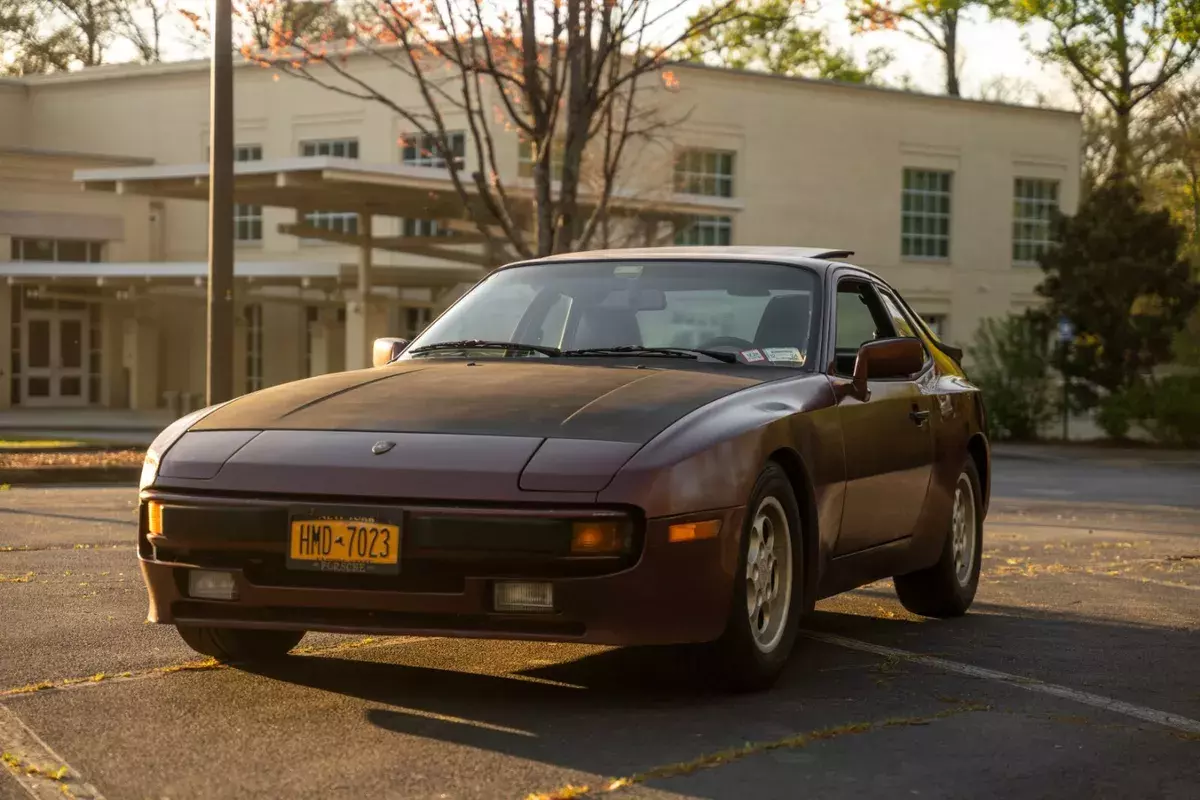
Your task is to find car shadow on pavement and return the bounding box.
[237,601,1200,798]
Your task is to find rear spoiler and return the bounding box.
[935,341,964,365]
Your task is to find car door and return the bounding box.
[830,277,935,556]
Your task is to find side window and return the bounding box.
[833,280,895,376]
[877,289,931,366]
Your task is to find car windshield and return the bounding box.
[402,260,820,366]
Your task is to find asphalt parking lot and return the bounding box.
[1,453,1197,800]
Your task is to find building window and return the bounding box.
[401,131,465,169]
[301,138,359,159]
[675,215,732,246]
[919,313,947,339]
[518,137,565,180]
[399,218,455,238]
[1013,178,1059,264]
[245,303,263,393]
[12,238,104,262]
[300,139,360,238]
[404,307,432,338]
[235,145,263,243]
[901,169,952,259]
[674,149,735,198]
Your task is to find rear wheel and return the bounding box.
[893,458,983,617]
[705,463,803,692]
[175,625,305,663]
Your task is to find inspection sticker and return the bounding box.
[763,347,804,363]
[740,349,766,363]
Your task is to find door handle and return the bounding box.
[909,409,931,426]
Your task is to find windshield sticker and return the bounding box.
[763,347,804,363]
[613,264,643,278]
[739,349,765,363]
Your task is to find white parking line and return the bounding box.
[0,704,105,799]
[805,631,1200,735]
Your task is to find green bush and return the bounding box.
[968,313,1058,441]
[1143,375,1200,447]
[1097,375,1200,447]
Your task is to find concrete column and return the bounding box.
[345,215,386,370]
[0,284,11,411]
[122,314,160,411]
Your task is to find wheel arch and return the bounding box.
[966,433,990,517]
[766,446,820,614]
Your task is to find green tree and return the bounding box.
[847,0,981,96]
[677,0,893,84]
[969,312,1058,441]
[1037,177,1198,407]
[999,0,1200,176]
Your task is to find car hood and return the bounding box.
[191,360,765,445]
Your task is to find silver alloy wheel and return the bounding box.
[745,496,793,653]
[951,472,978,587]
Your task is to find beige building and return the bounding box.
[0,56,1081,414]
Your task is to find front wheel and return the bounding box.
[893,458,983,617]
[705,463,803,693]
[176,625,305,663]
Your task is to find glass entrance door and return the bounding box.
[22,311,89,406]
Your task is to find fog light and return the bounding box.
[668,519,722,543]
[188,570,238,601]
[494,581,553,613]
[571,521,624,554]
[146,501,164,535]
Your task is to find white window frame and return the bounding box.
[675,215,733,246]
[901,169,952,260]
[11,238,104,262]
[301,138,359,159]
[1013,177,1060,265]
[399,218,454,238]
[674,149,735,198]
[234,145,263,243]
[401,131,465,169]
[297,140,360,239]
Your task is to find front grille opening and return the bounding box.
[172,601,587,638]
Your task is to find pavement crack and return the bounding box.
[522,703,990,799]
[0,635,427,699]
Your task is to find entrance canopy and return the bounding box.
[74,156,744,266]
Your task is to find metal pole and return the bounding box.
[1061,347,1069,442]
[206,0,235,405]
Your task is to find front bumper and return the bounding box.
[138,491,744,647]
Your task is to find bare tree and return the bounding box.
[240,0,742,261]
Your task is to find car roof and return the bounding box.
[504,246,860,276]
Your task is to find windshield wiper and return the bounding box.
[562,345,738,364]
[409,339,563,358]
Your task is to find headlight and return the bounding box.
[140,403,228,490]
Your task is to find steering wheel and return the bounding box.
[696,336,756,351]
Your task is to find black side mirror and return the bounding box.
[372,337,410,367]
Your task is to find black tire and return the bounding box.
[176,625,305,663]
[704,462,803,693]
[894,457,984,618]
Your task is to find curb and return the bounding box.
[2,467,141,486]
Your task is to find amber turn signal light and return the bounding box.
[146,501,164,535]
[668,519,721,543]
[571,521,625,554]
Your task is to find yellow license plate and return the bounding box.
[287,519,400,574]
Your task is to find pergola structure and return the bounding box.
[74,156,744,368]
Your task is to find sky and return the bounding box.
[116,0,1080,111]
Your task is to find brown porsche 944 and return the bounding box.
[138,246,989,691]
